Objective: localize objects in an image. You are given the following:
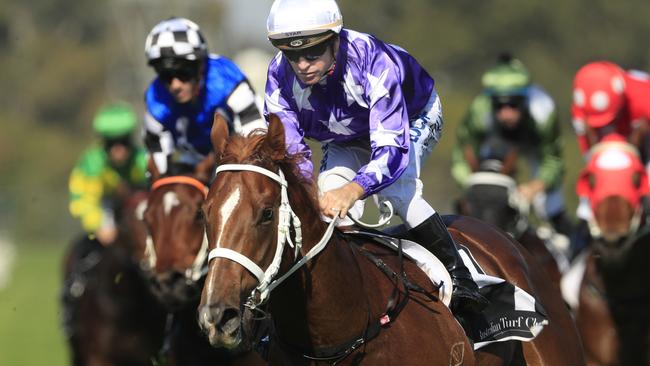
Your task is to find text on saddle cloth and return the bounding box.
[341,230,550,350]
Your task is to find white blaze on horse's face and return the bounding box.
[163,191,180,215]
[216,187,241,249]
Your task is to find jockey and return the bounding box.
[264,0,487,314]
[572,61,650,162]
[143,17,266,178]
[63,102,148,337]
[572,62,650,226]
[451,54,574,251]
[69,102,148,246]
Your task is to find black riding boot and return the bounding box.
[409,213,489,314]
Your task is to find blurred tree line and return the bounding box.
[1,0,649,244]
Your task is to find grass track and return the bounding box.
[0,243,68,366]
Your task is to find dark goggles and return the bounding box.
[153,60,200,84]
[492,95,525,110]
[104,136,132,150]
[281,38,332,63]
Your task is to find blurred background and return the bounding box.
[0,0,649,364]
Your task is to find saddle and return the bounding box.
[340,226,550,350]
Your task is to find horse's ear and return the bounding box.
[264,114,286,161]
[194,153,216,184]
[211,112,229,161]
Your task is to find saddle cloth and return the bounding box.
[345,230,549,350]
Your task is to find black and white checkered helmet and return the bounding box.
[145,17,208,63]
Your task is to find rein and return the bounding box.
[207,163,338,309]
[273,234,440,365]
[206,164,436,364]
[142,176,210,282]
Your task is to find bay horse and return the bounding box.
[574,137,650,365]
[137,162,267,365]
[197,114,584,365]
[61,190,168,366]
[456,135,564,286]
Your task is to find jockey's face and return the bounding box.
[493,96,525,130]
[155,60,203,104]
[166,77,200,104]
[105,137,132,168]
[285,37,338,85]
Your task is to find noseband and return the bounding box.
[207,164,338,309]
[141,176,210,282]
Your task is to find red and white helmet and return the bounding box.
[576,134,649,212]
[572,61,627,128]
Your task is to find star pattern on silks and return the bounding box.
[265,89,285,114]
[292,79,314,111]
[370,122,402,148]
[367,68,390,106]
[342,68,367,108]
[346,29,373,47]
[365,152,391,184]
[320,112,355,136]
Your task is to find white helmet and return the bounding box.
[267,0,343,50]
[144,17,208,64]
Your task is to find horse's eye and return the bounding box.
[195,208,205,222]
[632,172,641,188]
[262,208,274,223]
[589,175,596,189]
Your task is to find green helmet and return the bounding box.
[481,55,531,97]
[92,103,138,139]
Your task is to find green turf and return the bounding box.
[0,244,69,366]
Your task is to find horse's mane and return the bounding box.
[220,133,322,220]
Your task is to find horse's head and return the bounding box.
[458,135,526,236]
[139,164,211,310]
[577,135,650,252]
[459,172,528,237]
[198,113,317,349]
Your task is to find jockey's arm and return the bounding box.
[451,95,488,187]
[531,91,563,194]
[68,149,118,245]
[226,80,268,136]
[143,112,174,175]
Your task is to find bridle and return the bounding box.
[207,164,338,310]
[141,176,210,282]
[465,171,529,238]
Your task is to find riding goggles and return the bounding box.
[104,136,132,150]
[153,60,200,84]
[492,95,526,110]
[281,36,334,63]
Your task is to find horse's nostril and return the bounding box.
[218,308,241,335]
[169,270,184,282]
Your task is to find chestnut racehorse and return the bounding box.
[198,114,585,365]
[138,165,267,365]
[574,138,650,365]
[61,191,168,366]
